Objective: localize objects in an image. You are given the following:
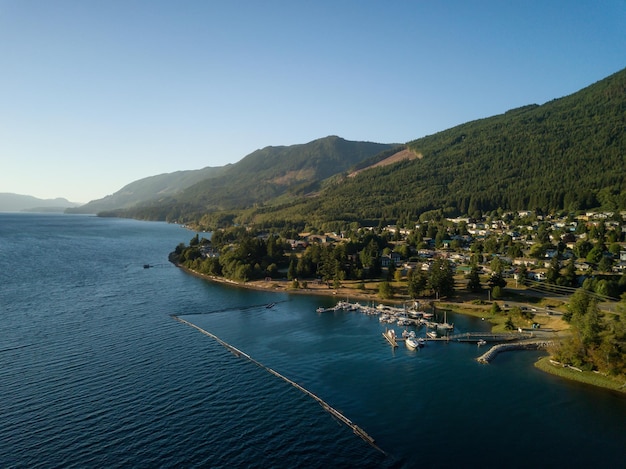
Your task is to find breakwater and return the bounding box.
[172,315,385,455]
[476,340,553,364]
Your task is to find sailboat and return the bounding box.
[437,310,454,331]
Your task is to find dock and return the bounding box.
[172,315,385,455]
[476,340,554,363]
[382,328,398,347]
[447,331,533,342]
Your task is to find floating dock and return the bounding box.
[382,328,398,347]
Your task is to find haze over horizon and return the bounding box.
[1,1,625,204]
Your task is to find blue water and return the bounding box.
[1,213,625,468]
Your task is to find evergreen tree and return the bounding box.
[466,267,482,293]
[428,258,455,298]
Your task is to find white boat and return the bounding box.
[405,336,419,350]
[426,330,438,339]
[437,310,454,331]
[477,339,487,346]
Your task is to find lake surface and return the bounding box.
[1,213,624,468]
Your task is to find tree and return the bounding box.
[491,285,503,299]
[586,244,604,264]
[490,257,504,275]
[562,260,577,287]
[287,257,297,281]
[407,269,427,298]
[546,256,561,284]
[490,302,502,314]
[598,255,613,273]
[466,266,482,293]
[516,264,528,286]
[428,258,455,298]
[378,281,394,299]
[394,269,403,283]
[488,272,506,290]
[504,316,516,330]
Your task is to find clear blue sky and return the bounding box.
[1,0,625,203]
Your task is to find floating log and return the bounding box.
[171,315,385,455]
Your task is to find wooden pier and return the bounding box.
[476,340,554,363]
[172,315,385,455]
[447,331,533,342]
[382,329,398,347]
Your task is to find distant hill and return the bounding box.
[0,193,81,212]
[105,136,397,224]
[67,166,227,214]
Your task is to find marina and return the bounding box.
[317,300,539,352]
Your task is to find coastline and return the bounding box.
[534,356,626,394]
[172,262,626,393]
[173,262,391,304]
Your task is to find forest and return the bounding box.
[104,68,626,232]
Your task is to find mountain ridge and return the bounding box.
[0,193,81,212]
[76,66,626,228]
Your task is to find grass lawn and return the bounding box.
[534,356,626,393]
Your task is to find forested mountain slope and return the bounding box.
[241,67,626,227]
[113,136,396,222]
[67,166,227,214]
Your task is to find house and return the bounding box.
[381,252,403,267]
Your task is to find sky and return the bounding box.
[1,1,625,203]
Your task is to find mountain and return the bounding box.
[91,67,626,229]
[236,67,626,227]
[0,193,81,212]
[105,136,397,224]
[67,166,227,214]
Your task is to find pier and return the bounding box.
[447,331,534,342]
[171,315,385,455]
[476,340,554,364]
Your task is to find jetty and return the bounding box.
[448,331,533,342]
[382,328,398,347]
[171,315,385,455]
[476,340,554,364]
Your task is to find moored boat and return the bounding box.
[405,336,419,350]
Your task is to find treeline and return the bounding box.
[169,227,455,300]
[550,289,626,380]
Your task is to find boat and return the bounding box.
[426,330,438,339]
[265,303,275,309]
[417,338,426,347]
[477,339,487,346]
[382,328,398,347]
[405,336,419,350]
[437,310,454,331]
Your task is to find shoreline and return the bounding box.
[174,262,393,304]
[172,262,625,393]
